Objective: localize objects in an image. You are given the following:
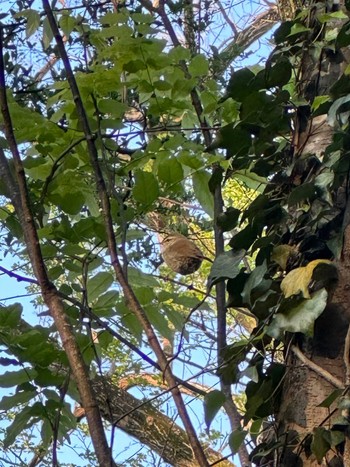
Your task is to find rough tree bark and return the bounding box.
[275,1,350,465]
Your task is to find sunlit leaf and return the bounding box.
[133,170,159,206]
[281,260,333,298]
[87,272,114,304]
[271,245,297,270]
[267,289,328,338]
[192,170,214,217]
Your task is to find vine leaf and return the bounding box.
[281,259,333,299]
[229,429,248,454]
[267,288,328,338]
[271,245,297,270]
[207,249,245,289]
[311,427,331,464]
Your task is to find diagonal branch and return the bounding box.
[42,2,209,465]
[212,6,280,79]
[92,375,236,467]
[151,4,251,465]
[0,22,115,467]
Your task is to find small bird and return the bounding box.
[160,233,204,275]
[146,211,205,275]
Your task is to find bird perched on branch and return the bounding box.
[147,211,206,275]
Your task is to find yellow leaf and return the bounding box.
[281,259,332,299]
[271,245,297,270]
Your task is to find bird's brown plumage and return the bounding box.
[160,233,204,275]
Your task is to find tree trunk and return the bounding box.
[276,1,350,465]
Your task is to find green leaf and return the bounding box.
[288,23,310,36]
[207,250,245,289]
[224,68,256,101]
[145,305,172,340]
[16,329,60,367]
[42,17,54,49]
[15,9,41,39]
[158,158,184,188]
[0,390,37,410]
[311,427,331,463]
[267,288,328,339]
[94,291,119,317]
[188,54,209,77]
[264,57,292,88]
[216,207,241,232]
[192,170,214,217]
[288,182,318,205]
[229,429,247,453]
[0,303,22,327]
[204,390,226,430]
[318,389,343,408]
[59,13,76,37]
[134,286,155,305]
[318,10,348,23]
[164,306,186,332]
[229,224,260,250]
[4,402,44,448]
[87,271,114,304]
[153,80,172,91]
[312,95,330,112]
[128,268,159,287]
[241,261,267,306]
[233,170,267,191]
[133,170,159,206]
[98,99,127,117]
[41,418,53,447]
[336,22,350,48]
[49,190,86,215]
[0,369,38,388]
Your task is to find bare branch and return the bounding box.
[292,345,344,389]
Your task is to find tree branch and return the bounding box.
[91,375,236,467]
[42,2,209,464]
[291,345,344,389]
[212,6,279,79]
[151,4,251,464]
[0,21,115,467]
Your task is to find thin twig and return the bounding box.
[215,0,238,35]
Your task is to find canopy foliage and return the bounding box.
[1,0,350,466]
